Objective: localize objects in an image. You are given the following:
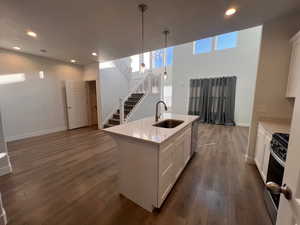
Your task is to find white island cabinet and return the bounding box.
[104,113,199,212]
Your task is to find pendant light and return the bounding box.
[138,4,148,73]
[163,29,170,80]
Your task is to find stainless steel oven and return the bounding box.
[264,132,288,224]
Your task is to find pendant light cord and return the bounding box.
[138,4,147,58]
[141,8,144,55]
[163,30,169,74]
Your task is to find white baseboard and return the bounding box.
[236,123,250,127]
[245,154,255,164]
[5,126,67,142]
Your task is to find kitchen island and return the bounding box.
[104,113,199,212]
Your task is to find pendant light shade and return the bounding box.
[138,4,148,74]
[163,29,170,80]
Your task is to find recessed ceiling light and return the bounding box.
[225,8,237,16]
[92,52,97,56]
[27,31,37,38]
[13,46,21,50]
[70,59,76,63]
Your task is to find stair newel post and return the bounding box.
[119,98,124,124]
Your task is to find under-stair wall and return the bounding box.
[126,93,161,122]
[99,62,130,122]
[103,72,162,128]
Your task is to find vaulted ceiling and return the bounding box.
[0,0,300,65]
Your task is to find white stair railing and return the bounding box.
[119,72,161,124]
[114,58,132,81]
[103,71,153,126]
[119,97,125,124]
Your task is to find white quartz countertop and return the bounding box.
[103,113,199,144]
[259,118,291,135]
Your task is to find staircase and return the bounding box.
[102,70,162,128]
[104,93,144,128]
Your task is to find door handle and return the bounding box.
[67,106,72,109]
[266,182,292,200]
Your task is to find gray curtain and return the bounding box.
[188,76,236,126]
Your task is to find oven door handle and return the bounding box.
[266,182,292,200]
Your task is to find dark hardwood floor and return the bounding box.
[0,124,272,225]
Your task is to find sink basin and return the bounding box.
[153,119,184,128]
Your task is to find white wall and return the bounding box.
[83,63,98,81]
[99,64,130,123]
[171,26,263,126]
[246,12,300,162]
[0,48,84,141]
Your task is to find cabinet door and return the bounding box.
[184,127,192,165]
[174,133,185,180]
[254,126,266,173]
[286,43,300,97]
[158,143,175,207]
[262,134,272,182]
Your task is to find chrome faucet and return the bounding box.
[155,100,168,122]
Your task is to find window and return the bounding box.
[100,61,115,69]
[194,37,213,54]
[130,55,139,72]
[153,49,164,68]
[0,73,25,85]
[163,85,172,107]
[143,52,150,69]
[153,47,174,68]
[39,71,45,79]
[166,47,174,66]
[215,32,238,50]
[130,53,150,72]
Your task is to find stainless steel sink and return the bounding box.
[153,119,184,128]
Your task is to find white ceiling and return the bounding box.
[0,0,300,65]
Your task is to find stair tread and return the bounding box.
[110,93,144,125]
[104,123,114,128]
[125,105,134,108]
[125,101,137,105]
[128,97,141,101]
[109,118,120,122]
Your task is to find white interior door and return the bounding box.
[276,94,300,225]
[65,81,88,129]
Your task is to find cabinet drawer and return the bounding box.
[159,143,174,175]
[160,126,188,149]
[158,163,173,206]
